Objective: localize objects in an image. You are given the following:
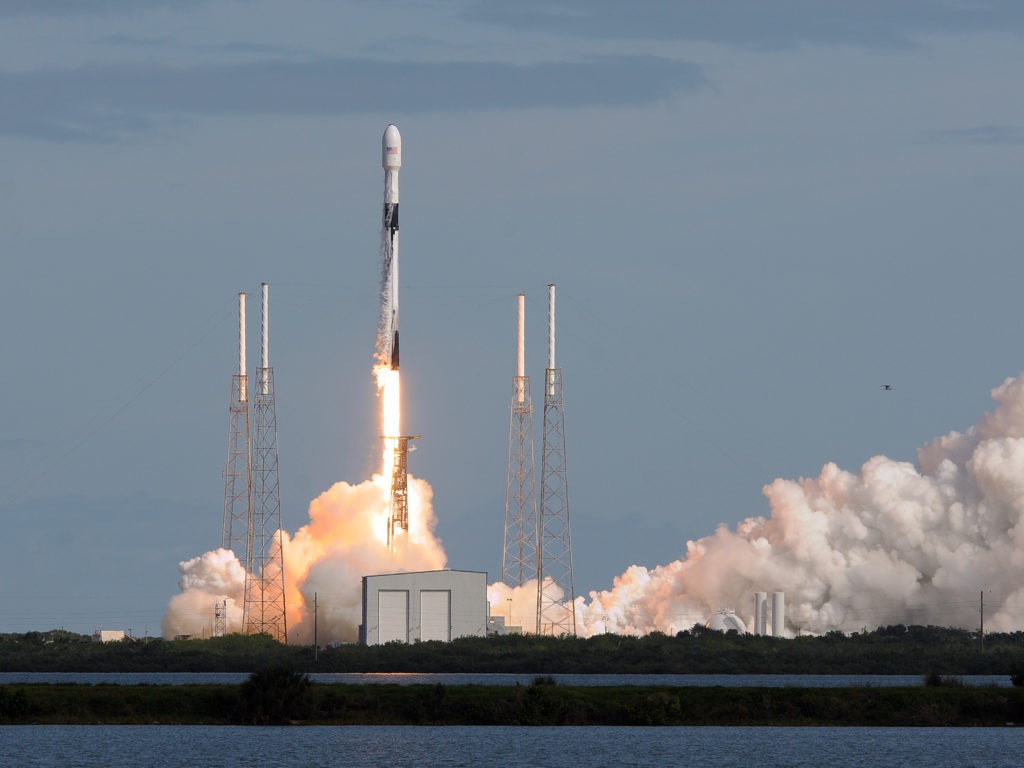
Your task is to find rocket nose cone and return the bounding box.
[383,124,402,169]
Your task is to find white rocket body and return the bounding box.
[382,124,401,370]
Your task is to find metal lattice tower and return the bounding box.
[385,435,419,551]
[503,294,538,592]
[222,292,252,567]
[244,283,288,643]
[213,600,227,638]
[536,284,576,636]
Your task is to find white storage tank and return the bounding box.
[771,591,785,638]
[753,592,768,636]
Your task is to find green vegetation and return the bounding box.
[2,677,1023,726]
[4,627,1022,727]
[2,624,1024,676]
[236,665,313,724]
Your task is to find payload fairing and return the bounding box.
[382,123,401,370]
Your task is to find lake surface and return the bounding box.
[0,725,1020,767]
[0,671,1012,687]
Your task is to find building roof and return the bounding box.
[705,610,748,634]
[364,568,488,579]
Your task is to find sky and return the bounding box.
[2,0,1024,636]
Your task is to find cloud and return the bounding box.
[931,125,1024,145]
[0,0,208,16]
[0,55,703,142]
[462,0,1024,50]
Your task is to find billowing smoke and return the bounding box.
[488,580,541,634]
[162,473,445,641]
[575,375,1024,637]
[162,549,245,638]
[167,353,1024,640]
[284,473,445,643]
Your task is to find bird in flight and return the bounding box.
[882,384,893,391]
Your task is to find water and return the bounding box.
[0,671,1011,687]
[0,725,1019,767]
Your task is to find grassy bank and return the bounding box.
[3,681,1023,726]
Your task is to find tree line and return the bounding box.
[2,624,1024,675]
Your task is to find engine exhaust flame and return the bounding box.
[163,124,444,643]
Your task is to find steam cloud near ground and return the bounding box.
[165,374,1024,640]
[576,375,1024,636]
[162,474,445,642]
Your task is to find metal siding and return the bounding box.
[420,590,450,642]
[378,590,409,644]
[363,571,488,644]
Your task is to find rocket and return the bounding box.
[382,123,401,370]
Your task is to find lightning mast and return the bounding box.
[503,294,538,598]
[244,282,288,643]
[222,292,252,567]
[536,284,576,636]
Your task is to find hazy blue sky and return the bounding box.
[2,0,1023,634]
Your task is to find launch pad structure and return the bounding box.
[213,600,227,638]
[384,434,419,551]
[244,283,287,643]
[220,285,287,643]
[222,293,252,561]
[536,284,576,636]
[503,294,538,590]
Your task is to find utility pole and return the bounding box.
[980,590,985,653]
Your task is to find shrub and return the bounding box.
[236,665,312,725]
[0,686,29,722]
[923,672,964,687]
[1010,664,1024,687]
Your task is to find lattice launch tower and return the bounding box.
[222,292,252,564]
[244,282,288,643]
[503,293,538,592]
[536,284,576,636]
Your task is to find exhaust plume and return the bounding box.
[162,549,245,638]
[574,374,1024,636]
[163,471,445,642]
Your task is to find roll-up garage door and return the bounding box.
[378,590,409,644]
[420,590,450,642]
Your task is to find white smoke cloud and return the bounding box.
[285,474,446,644]
[161,548,245,638]
[162,473,446,642]
[168,369,1024,642]
[487,579,544,634]
[576,374,1024,637]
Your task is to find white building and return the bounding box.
[360,569,488,645]
[92,630,126,643]
[705,609,747,634]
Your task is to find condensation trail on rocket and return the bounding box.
[381,123,401,370]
